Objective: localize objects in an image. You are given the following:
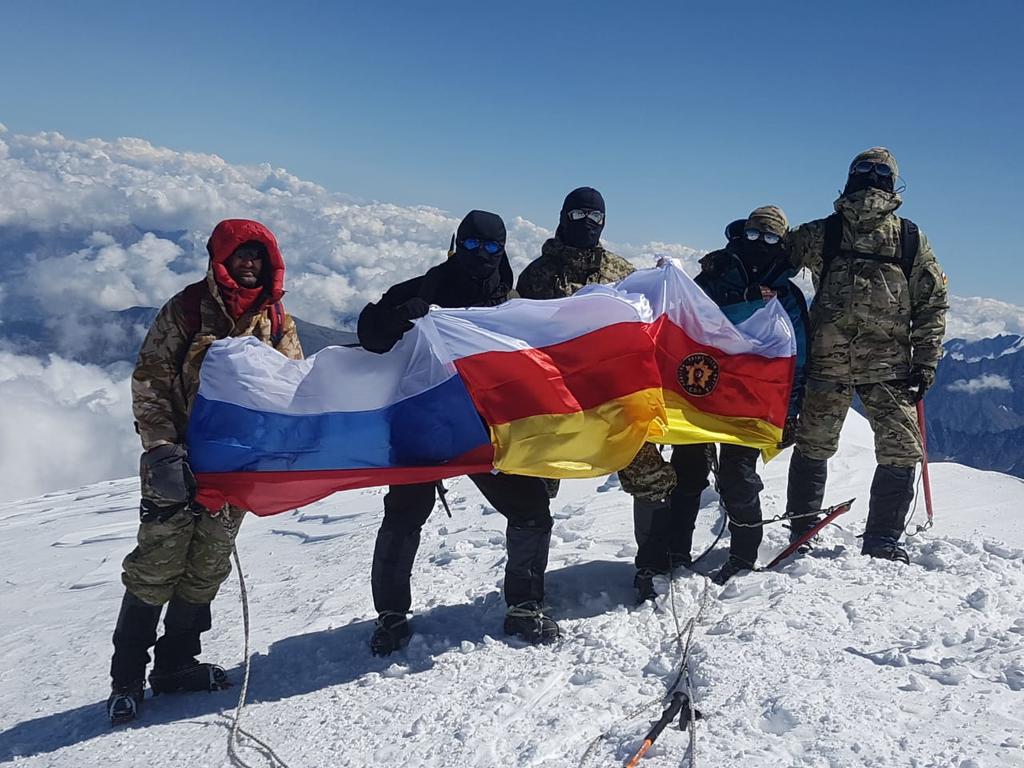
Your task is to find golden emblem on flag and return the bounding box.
[677,353,720,397]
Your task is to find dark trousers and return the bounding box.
[371,473,552,613]
[634,443,764,570]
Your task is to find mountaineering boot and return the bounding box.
[107,680,145,726]
[150,598,230,693]
[634,568,659,604]
[862,542,910,564]
[370,612,412,657]
[504,601,560,644]
[149,661,231,694]
[712,555,753,585]
[785,451,829,550]
[109,590,162,724]
[862,464,915,564]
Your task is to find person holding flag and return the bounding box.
[620,206,810,591]
[357,210,559,656]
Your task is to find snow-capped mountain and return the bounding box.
[0,412,1021,767]
[926,334,1024,478]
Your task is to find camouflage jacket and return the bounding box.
[132,270,303,450]
[789,189,948,385]
[516,238,636,299]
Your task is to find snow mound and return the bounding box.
[0,413,1022,767]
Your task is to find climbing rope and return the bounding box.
[225,544,292,768]
[577,571,712,767]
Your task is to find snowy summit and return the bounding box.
[0,412,1021,767]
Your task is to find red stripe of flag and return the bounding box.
[651,315,793,427]
[195,445,495,516]
[453,321,660,425]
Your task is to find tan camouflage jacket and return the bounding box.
[132,270,303,450]
[516,238,636,299]
[789,189,948,385]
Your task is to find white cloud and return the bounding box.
[946,297,1024,342]
[946,374,1014,395]
[0,352,137,502]
[4,127,1012,341]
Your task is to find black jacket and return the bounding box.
[357,255,516,353]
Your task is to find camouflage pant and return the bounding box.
[796,378,922,467]
[122,506,245,605]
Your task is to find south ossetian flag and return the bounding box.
[188,261,795,515]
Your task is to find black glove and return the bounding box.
[398,297,430,321]
[140,444,196,510]
[778,415,799,449]
[908,366,936,403]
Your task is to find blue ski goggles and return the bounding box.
[566,209,605,225]
[850,160,893,177]
[461,238,503,254]
[743,228,783,245]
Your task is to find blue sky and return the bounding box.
[1,1,1021,300]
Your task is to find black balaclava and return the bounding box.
[842,147,898,196]
[738,206,788,280]
[454,210,507,280]
[557,187,605,250]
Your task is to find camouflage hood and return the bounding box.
[834,187,902,233]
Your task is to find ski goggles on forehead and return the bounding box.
[744,228,783,245]
[566,209,606,225]
[850,160,893,177]
[461,238,503,254]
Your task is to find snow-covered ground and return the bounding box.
[1,413,1022,768]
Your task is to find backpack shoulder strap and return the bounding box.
[821,213,843,277]
[899,218,920,281]
[175,280,207,339]
[269,301,286,347]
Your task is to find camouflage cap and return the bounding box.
[849,146,899,179]
[744,205,789,238]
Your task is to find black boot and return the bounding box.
[861,465,915,564]
[109,591,162,724]
[712,555,754,585]
[504,601,560,644]
[370,612,412,656]
[786,451,829,547]
[150,599,229,694]
[504,522,552,607]
[634,568,659,604]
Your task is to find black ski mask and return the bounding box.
[739,238,782,278]
[843,169,895,196]
[454,210,507,280]
[557,187,605,250]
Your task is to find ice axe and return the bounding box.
[910,399,935,533]
[625,691,702,767]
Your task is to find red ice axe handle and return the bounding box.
[916,400,934,525]
[765,498,855,569]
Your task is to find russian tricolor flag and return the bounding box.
[189,261,796,516]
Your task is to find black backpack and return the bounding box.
[821,213,920,281]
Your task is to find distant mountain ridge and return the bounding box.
[925,334,1024,478]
